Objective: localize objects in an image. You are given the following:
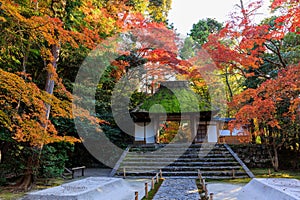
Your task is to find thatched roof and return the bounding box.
[132,81,213,114]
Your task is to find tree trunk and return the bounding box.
[250,119,256,143]
[45,44,60,119]
[267,142,279,172]
[16,152,39,191]
[15,44,61,191]
[18,174,34,191]
[224,67,233,102]
[273,143,279,172]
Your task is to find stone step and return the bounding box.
[130,146,227,152]
[123,157,235,162]
[120,161,240,167]
[115,143,252,179]
[130,148,158,152]
[118,165,243,171]
[117,170,248,177]
[118,175,249,179]
[129,151,230,157]
[129,150,231,155]
[158,147,227,151]
[130,143,223,148]
[125,153,232,159]
[130,146,227,150]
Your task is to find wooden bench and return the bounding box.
[67,166,86,179]
[71,166,86,179]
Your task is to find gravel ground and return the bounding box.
[153,179,200,200]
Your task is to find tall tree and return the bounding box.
[189,18,223,46]
[229,64,300,171]
[179,36,198,60]
[0,0,132,189]
[0,69,81,189]
[205,0,300,170]
[148,0,172,23]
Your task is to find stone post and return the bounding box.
[152,177,155,189]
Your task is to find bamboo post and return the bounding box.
[198,169,202,181]
[232,169,235,178]
[135,191,138,200]
[123,168,126,179]
[145,183,148,198]
[210,193,214,200]
[151,177,155,189]
[159,169,163,179]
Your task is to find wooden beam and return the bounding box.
[109,145,131,177]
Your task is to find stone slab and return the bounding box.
[238,178,300,200]
[22,177,150,200]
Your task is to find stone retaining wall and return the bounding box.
[229,144,272,168]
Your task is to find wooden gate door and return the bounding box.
[194,124,207,143]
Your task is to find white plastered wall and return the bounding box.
[135,122,145,141]
[145,123,155,143]
[134,122,155,143]
[207,122,218,143]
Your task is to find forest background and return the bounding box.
[0,0,299,191]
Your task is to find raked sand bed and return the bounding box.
[22,177,150,200]
[21,175,300,200]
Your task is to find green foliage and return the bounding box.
[189,18,223,45]
[51,117,77,138]
[58,44,90,89]
[39,143,74,178]
[0,142,33,180]
[0,129,29,179]
[148,0,172,23]
[140,86,210,113]
[130,90,148,110]
[179,37,199,60]
[251,168,300,180]
[126,0,148,14]
[0,189,25,200]
[282,32,300,64]
[0,141,73,183]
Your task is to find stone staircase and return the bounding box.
[114,143,254,179]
